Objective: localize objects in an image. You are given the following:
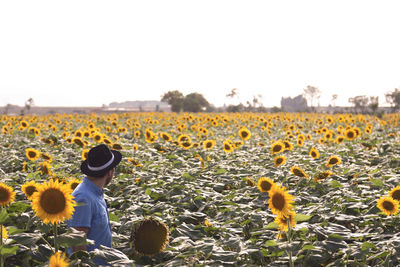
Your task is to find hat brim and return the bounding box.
[80,150,122,177]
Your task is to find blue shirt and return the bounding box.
[67,177,112,266]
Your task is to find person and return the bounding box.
[67,144,122,266]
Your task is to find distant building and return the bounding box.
[281,95,307,112]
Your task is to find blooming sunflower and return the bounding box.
[72,137,85,148]
[270,141,285,154]
[203,140,216,150]
[81,149,89,161]
[41,153,53,162]
[257,177,276,193]
[268,185,295,217]
[326,156,341,167]
[283,141,293,151]
[49,251,69,267]
[31,179,76,224]
[1,225,8,240]
[313,171,334,182]
[388,186,400,201]
[132,144,138,150]
[26,148,41,161]
[223,140,234,153]
[160,132,172,142]
[0,183,16,207]
[39,161,52,175]
[377,196,399,216]
[336,135,345,144]
[238,127,251,141]
[68,178,82,191]
[246,177,255,186]
[274,210,296,232]
[309,147,320,159]
[273,155,286,167]
[179,141,192,149]
[93,133,103,143]
[21,181,38,200]
[290,166,308,178]
[344,129,356,140]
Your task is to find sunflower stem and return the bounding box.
[0,223,4,267]
[53,223,59,252]
[287,220,294,267]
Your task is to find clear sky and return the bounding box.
[1,0,399,108]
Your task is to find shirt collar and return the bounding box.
[83,177,104,196]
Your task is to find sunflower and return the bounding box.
[270,141,285,154]
[273,155,286,167]
[238,127,251,141]
[336,135,345,144]
[160,132,172,142]
[274,210,296,232]
[290,166,308,178]
[0,183,16,207]
[179,141,192,149]
[313,171,334,182]
[20,120,29,128]
[81,149,89,161]
[388,186,400,201]
[203,140,216,150]
[223,140,234,153]
[49,251,69,267]
[26,148,41,161]
[41,153,53,162]
[326,156,341,167]
[31,179,76,224]
[344,129,356,140]
[68,178,82,191]
[134,130,141,138]
[112,143,123,150]
[72,137,85,148]
[21,181,38,200]
[283,141,293,151]
[309,147,320,159]
[1,225,8,240]
[268,185,295,217]
[39,161,52,175]
[93,133,103,143]
[246,177,255,186]
[257,177,276,193]
[132,218,169,256]
[297,139,304,146]
[132,144,138,150]
[377,196,399,216]
[178,134,191,143]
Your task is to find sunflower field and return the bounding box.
[1,112,400,266]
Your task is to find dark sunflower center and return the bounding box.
[28,151,37,158]
[347,132,354,138]
[272,193,285,211]
[26,186,37,196]
[0,188,10,202]
[224,144,231,150]
[392,190,400,201]
[311,152,317,157]
[293,169,305,177]
[276,158,283,164]
[383,200,394,211]
[260,181,272,191]
[241,131,248,138]
[40,189,66,214]
[329,158,338,164]
[273,145,282,152]
[206,142,212,148]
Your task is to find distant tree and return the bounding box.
[21,98,34,115]
[385,88,400,111]
[281,95,307,112]
[161,90,184,112]
[348,95,369,113]
[183,93,210,112]
[368,96,379,114]
[303,85,321,109]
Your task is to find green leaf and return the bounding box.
[331,180,343,188]
[182,173,193,179]
[302,244,316,250]
[215,168,227,175]
[265,240,278,247]
[294,214,312,222]
[109,213,120,223]
[0,209,9,224]
[265,222,278,230]
[56,230,87,248]
[0,245,19,257]
[370,178,383,187]
[361,242,376,251]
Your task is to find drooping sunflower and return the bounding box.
[72,137,85,148]
[273,155,286,167]
[132,218,169,256]
[388,186,400,201]
[81,149,89,161]
[223,140,234,153]
[26,148,41,161]
[112,143,123,150]
[68,178,82,191]
[257,177,276,193]
[326,156,341,168]
[377,196,399,216]
[203,140,216,150]
[31,179,76,224]
[21,181,38,200]
[41,153,53,162]
[313,171,334,182]
[268,185,295,217]
[274,210,296,232]
[39,161,52,175]
[49,251,69,267]
[270,141,285,154]
[290,166,308,178]
[238,127,251,141]
[246,177,255,186]
[0,183,16,207]
[309,147,320,159]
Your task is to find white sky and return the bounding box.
[1,0,399,108]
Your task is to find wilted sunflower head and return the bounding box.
[26,148,41,161]
[0,183,16,207]
[273,155,286,167]
[31,179,76,224]
[257,177,276,193]
[290,166,308,178]
[389,186,400,201]
[132,218,169,256]
[21,181,38,200]
[377,196,399,216]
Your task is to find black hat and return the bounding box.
[81,144,122,177]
